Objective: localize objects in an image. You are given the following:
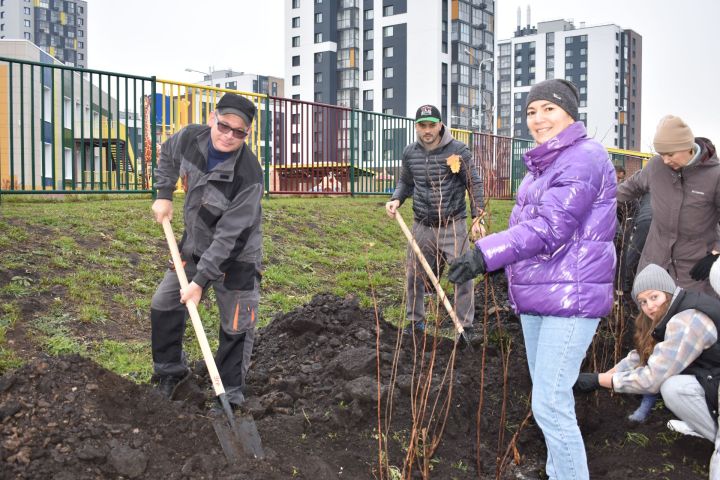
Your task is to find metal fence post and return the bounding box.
[151,76,157,200]
[350,109,355,197]
[264,95,271,198]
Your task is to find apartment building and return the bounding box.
[0,0,88,68]
[285,0,495,131]
[496,18,642,149]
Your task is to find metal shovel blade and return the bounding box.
[211,410,265,462]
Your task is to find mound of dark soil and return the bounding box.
[0,282,713,479]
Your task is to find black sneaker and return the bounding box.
[153,369,191,399]
[402,320,426,335]
[460,326,481,347]
[213,393,246,413]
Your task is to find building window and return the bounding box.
[24,6,31,14]
[364,49,373,61]
[292,17,300,28]
[24,31,31,39]
[292,36,300,47]
[315,72,322,83]
[363,90,373,101]
[363,70,373,80]
[24,19,31,27]
[292,94,300,100]
[383,108,393,115]
[315,32,323,43]
[315,13,322,23]
[383,87,393,99]
[292,0,300,7]
[383,46,393,58]
[314,52,323,63]
[383,5,394,16]
[292,75,300,86]
[383,67,393,78]
[364,9,373,20]
[383,26,393,37]
[78,30,84,37]
[364,29,373,40]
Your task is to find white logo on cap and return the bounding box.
[421,106,433,115]
[553,93,562,100]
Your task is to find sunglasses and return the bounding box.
[215,119,249,139]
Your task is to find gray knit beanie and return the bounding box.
[525,79,580,121]
[631,264,676,303]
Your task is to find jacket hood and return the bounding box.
[523,122,588,174]
[697,137,718,165]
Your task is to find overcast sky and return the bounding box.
[88,0,719,152]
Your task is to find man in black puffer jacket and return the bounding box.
[386,105,485,334]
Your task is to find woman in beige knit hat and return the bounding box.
[616,114,720,295]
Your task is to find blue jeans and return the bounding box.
[521,314,599,480]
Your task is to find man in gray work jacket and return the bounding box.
[150,93,263,407]
[385,105,485,334]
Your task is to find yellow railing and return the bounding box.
[155,79,266,158]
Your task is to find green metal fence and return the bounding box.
[1,57,652,200]
[0,56,155,197]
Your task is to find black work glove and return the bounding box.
[690,253,720,281]
[448,248,486,284]
[573,373,600,393]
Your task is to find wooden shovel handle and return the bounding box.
[394,211,466,336]
[161,218,226,397]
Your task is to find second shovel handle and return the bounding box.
[394,211,466,335]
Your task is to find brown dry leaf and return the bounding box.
[446,154,461,173]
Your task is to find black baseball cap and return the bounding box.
[215,93,256,126]
[415,104,441,124]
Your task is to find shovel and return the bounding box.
[161,218,265,462]
[394,211,473,348]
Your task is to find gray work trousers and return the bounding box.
[405,219,475,328]
[150,260,258,405]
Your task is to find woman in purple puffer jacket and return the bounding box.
[449,79,616,480]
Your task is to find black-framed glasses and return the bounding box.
[215,119,249,139]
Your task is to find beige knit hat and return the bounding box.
[653,115,694,153]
